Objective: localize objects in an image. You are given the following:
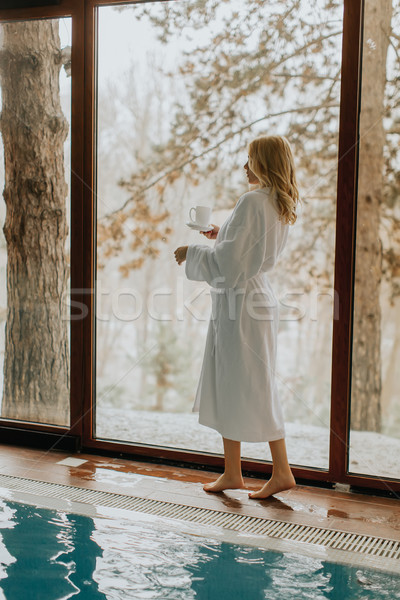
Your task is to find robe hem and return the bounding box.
[198,418,285,443]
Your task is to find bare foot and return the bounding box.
[203,473,245,493]
[248,472,296,499]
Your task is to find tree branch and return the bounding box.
[271,72,340,81]
[268,31,342,73]
[102,102,340,220]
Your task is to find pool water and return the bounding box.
[0,498,399,600]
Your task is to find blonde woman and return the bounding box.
[174,135,300,498]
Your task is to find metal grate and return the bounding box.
[0,473,399,560]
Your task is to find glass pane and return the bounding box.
[95,1,343,469]
[0,18,72,426]
[349,0,400,479]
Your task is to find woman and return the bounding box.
[174,135,300,499]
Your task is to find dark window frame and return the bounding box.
[0,0,398,495]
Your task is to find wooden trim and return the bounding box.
[83,438,332,480]
[0,0,79,20]
[86,0,166,7]
[342,472,400,494]
[69,1,85,439]
[328,0,363,482]
[82,0,96,443]
[0,420,68,435]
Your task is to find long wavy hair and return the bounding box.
[248,135,301,225]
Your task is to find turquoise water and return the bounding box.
[0,499,399,599]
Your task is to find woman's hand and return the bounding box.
[200,224,219,240]
[174,245,188,265]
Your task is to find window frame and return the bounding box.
[0,0,398,495]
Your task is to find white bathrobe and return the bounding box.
[185,186,289,442]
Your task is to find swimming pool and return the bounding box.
[0,495,399,600]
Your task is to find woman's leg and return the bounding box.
[248,438,296,499]
[203,436,246,492]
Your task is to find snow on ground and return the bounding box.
[96,408,400,479]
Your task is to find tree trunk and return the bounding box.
[350,0,392,432]
[0,20,69,425]
[381,294,400,435]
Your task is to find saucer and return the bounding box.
[186,221,213,232]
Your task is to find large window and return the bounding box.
[94,0,343,471]
[349,0,400,480]
[0,0,397,494]
[0,17,72,427]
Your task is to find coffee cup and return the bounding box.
[189,205,212,226]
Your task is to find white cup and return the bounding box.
[189,205,212,226]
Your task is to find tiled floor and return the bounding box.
[0,444,399,541]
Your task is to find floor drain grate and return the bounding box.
[0,473,399,560]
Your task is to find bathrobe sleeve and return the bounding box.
[185,193,272,289]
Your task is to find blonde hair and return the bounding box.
[248,135,301,225]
